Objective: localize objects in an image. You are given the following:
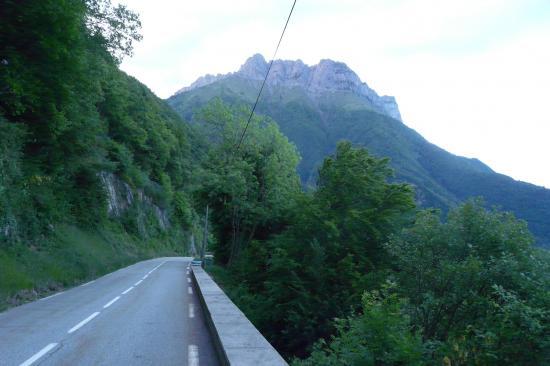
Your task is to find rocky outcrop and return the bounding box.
[174,54,402,121]
[175,73,228,94]
[99,172,170,232]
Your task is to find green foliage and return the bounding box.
[193,100,301,265]
[315,141,416,266]
[207,149,549,364]
[294,283,424,366]
[216,142,416,357]
[0,0,198,245]
[85,0,142,63]
[0,120,27,243]
[387,200,550,365]
[173,191,193,230]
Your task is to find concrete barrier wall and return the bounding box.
[191,266,288,366]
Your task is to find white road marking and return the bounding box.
[80,280,95,287]
[68,312,100,334]
[149,261,166,273]
[122,286,134,295]
[103,296,120,309]
[40,292,64,301]
[19,343,58,366]
[189,303,195,318]
[188,345,199,366]
[188,287,193,295]
[187,278,191,283]
[142,275,148,280]
[134,280,143,286]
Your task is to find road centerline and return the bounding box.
[19,343,58,366]
[122,286,134,295]
[68,312,100,334]
[188,345,199,366]
[103,296,120,309]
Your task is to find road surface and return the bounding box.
[0,257,219,366]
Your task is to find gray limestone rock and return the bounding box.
[174,53,403,121]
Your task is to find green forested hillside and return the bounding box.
[168,74,550,247]
[205,139,550,365]
[0,0,198,307]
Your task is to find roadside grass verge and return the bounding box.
[0,224,187,311]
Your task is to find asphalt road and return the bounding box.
[0,257,219,366]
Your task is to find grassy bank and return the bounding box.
[0,224,188,311]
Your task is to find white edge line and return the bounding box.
[80,280,95,287]
[122,286,134,295]
[103,296,120,309]
[189,303,195,318]
[68,312,100,334]
[19,343,58,366]
[40,291,64,301]
[188,287,193,295]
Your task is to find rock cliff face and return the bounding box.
[175,54,402,121]
[99,172,170,233]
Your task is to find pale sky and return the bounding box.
[119,0,550,188]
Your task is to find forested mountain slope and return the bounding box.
[0,0,199,308]
[168,54,550,247]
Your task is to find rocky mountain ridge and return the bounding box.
[175,54,402,121]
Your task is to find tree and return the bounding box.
[229,142,416,357]
[387,200,550,365]
[194,100,301,265]
[85,0,142,63]
[295,283,424,366]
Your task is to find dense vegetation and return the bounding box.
[0,0,198,306]
[1,1,548,365]
[207,140,549,365]
[168,74,550,248]
[191,100,301,265]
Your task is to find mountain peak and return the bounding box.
[175,54,402,121]
[238,54,268,80]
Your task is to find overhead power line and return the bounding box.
[235,0,297,150]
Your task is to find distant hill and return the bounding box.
[167,54,550,247]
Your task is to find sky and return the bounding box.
[119,0,550,188]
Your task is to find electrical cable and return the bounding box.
[235,0,297,150]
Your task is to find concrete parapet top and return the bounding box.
[191,266,288,366]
